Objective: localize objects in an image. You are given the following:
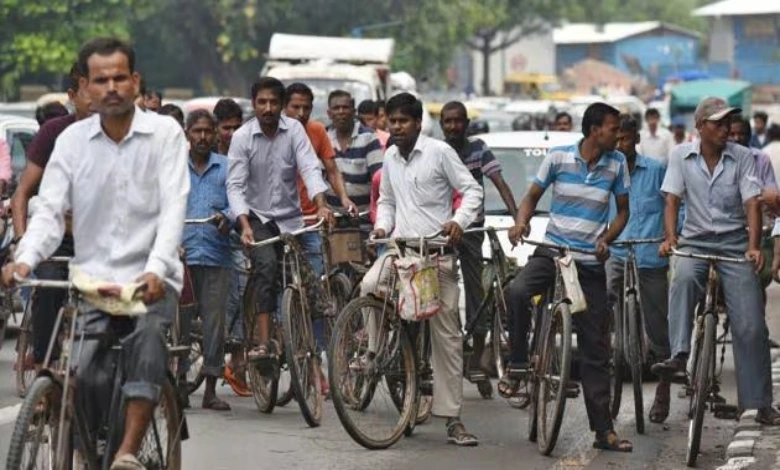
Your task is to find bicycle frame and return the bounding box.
[462,227,512,336]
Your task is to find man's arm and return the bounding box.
[663,193,682,242]
[365,135,383,179]
[374,157,395,235]
[488,173,518,218]
[601,194,629,243]
[10,161,44,238]
[323,158,351,206]
[746,197,762,252]
[144,125,190,281]
[226,129,252,236]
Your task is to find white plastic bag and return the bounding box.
[394,253,442,321]
[556,254,587,314]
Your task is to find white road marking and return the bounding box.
[0,403,21,427]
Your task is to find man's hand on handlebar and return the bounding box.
[316,205,335,228]
[369,228,387,241]
[659,236,678,258]
[595,238,610,262]
[746,248,764,273]
[441,221,463,246]
[1,262,30,288]
[240,226,255,247]
[508,223,529,246]
[340,197,358,217]
[136,272,165,305]
[214,213,230,236]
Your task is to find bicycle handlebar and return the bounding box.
[463,226,511,234]
[184,215,219,225]
[302,210,369,222]
[670,248,749,264]
[368,230,447,246]
[13,272,72,290]
[518,238,597,256]
[611,237,665,247]
[248,218,325,248]
[40,256,72,264]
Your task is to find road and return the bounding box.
[1,285,780,469]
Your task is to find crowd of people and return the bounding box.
[3,35,780,468]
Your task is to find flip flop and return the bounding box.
[593,431,633,453]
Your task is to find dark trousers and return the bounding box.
[505,249,612,433]
[31,236,74,363]
[458,228,486,334]
[245,216,282,314]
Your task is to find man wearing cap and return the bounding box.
[671,116,689,145]
[654,97,780,425]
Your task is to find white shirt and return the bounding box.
[639,127,675,164]
[764,141,780,186]
[376,134,482,237]
[16,108,190,292]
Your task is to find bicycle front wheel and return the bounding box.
[15,307,36,398]
[609,301,624,420]
[626,293,645,434]
[328,296,416,450]
[283,287,324,428]
[137,378,183,469]
[686,313,715,467]
[537,302,572,456]
[324,272,352,347]
[243,286,279,414]
[6,375,65,470]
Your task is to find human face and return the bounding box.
[755,117,767,135]
[253,88,282,128]
[217,117,242,150]
[144,94,161,113]
[376,107,387,130]
[285,93,313,126]
[328,96,354,131]
[82,52,139,118]
[388,109,421,151]
[440,108,468,144]
[187,117,215,157]
[554,116,572,132]
[67,84,94,120]
[673,125,686,139]
[728,120,749,147]
[646,114,660,132]
[616,128,638,157]
[358,112,377,129]
[697,117,731,149]
[593,114,620,151]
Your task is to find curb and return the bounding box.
[716,351,780,470]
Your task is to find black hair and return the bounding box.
[67,62,84,92]
[78,37,135,78]
[186,109,216,130]
[158,104,184,124]
[144,89,163,101]
[582,102,621,137]
[440,101,468,120]
[35,102,69,125]
[285,82,314,105]
[213,98,243,123]
[732,115,753,144]
[376,100,386,111]
[754,111,769,123]
[645,108,661,119]
[328,90,353,108]
[767,124,780,143]
[554,111,572,123]
[357,100,378,115]
[250,77,285,103]
[138,75,147,96]
[385,93,423,120]
[619,113,639,133]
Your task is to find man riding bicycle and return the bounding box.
[653,97,780,425]
[3,37,190,469]
[502,103,633,452]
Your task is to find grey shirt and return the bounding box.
[226,116,328,233]
[662,141,761,238]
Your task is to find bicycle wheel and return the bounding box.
[243,285,279,414]
[537,302,572,456]
[283,287,324,428]
[15,306,36,398]
[626,292,645,434]
[329,296,416,450]
[325,272,352,347]
[686,313,715,467]
[276,364,295,407]
[609,302,625,420]
[185,338,205,395]
[6,376,64,469]
[492,279,511,381]
[137,379,182,470]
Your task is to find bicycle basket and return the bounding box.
[394,253,442,322]
[328,228,365,265]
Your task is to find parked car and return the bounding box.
[0,114,39,194]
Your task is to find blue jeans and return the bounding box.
[299,231,326,350]
[669,231,772,409]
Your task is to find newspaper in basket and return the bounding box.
[394,252,442,321]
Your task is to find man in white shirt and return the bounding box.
[365,93,483,446]
[639,108,675,164]
[3,38,189,470]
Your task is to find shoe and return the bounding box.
[224,365,252,397]
[650,355,687,380]
[202,396,231,411]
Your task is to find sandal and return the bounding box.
[497,375,520,399]
[649,383,671,424]
[756,407,780,426]
[110,453,145,470]
[202,396,231,411]
[593,431,633,453]
[447,421,479,447]
[224,365,252,397]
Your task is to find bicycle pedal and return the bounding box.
[713,403,739,420]
[250,354,279,376]
[420,380,433,396]
[467,371,487,382]
[565,383,580,399]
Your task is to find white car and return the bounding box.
[476,131,582,267]
[0,113,39,193]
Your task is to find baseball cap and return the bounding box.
[694,97,741,123]
[671,116,686,127]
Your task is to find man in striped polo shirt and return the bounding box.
[502,103,633,452]
[326,90,383,212]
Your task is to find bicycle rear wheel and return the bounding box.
[537,302,572,456]
[137,379,183,470]
[686,313,715,467]
[15,306,36,398]
[243,286,279,414]
[329,296,416,450]
[283,287,324,428]
[324,273,352,347]
[609,301,625,420]
[6,375,64,469]
[626,293,645,434]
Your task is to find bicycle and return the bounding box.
[608,237,664,435]
[460,226,515,401]
[6,276,184,470]
[14,256,72,398]
[328,232,448,449]
[244,219,326,426]
[671,248,746,467]
[516,239,594,456]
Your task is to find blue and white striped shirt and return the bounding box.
[535,141,630,262]
[327,122,383,210]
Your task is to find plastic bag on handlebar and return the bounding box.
[556,254,587,314]
[394,251,442,322]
